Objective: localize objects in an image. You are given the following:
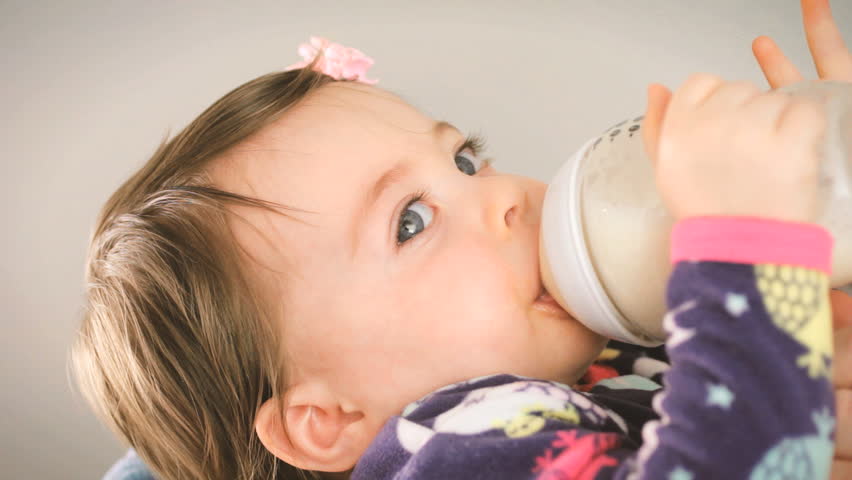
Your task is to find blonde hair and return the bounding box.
[70,59,340,479]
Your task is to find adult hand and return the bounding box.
[831,289,852,479]
[756,4,852,471]
[752,0,852,88]
[645,0,852,162]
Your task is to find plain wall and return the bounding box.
[2,0,850,477]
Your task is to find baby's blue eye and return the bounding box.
[455,150,485,176]
[395,138,490,247]
[397,201,433,245]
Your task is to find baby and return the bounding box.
[73,1,852,479]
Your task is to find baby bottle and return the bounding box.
[539,80,852,346]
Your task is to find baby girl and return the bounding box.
[73,0,852,479]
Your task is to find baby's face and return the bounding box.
[209,82,606,424]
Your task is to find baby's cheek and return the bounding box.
[430,246,516,310]
[434,255,526,339]
[382,236,532,370]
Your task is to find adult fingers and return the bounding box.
[752,35,805,89]
[836,325,852,387]
[836,389,851,462]
[801,0,852,80]
[833,458,852,480]
[831,289,852,330]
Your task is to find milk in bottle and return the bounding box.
[539,80,852,346]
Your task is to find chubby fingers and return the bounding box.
[642,83,673,165]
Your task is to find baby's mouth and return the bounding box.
[533,285,571,317]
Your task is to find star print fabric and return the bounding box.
[351,217,835,479]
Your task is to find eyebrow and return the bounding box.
[349,120,459,259]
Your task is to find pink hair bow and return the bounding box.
[285,36,378,85]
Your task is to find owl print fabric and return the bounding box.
[351,217,836,480]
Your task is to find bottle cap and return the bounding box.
[540,136,661,346]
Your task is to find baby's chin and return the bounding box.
[526,299,609,384]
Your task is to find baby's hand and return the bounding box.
[642,74,827,224]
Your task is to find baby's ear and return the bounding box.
[255,382,369,473]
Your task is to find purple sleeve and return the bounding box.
[635,261,835,478]
[635,217,836,479]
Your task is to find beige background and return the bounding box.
[2,1,850,477]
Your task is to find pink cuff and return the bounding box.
[670,216,834,275]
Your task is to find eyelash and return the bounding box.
[394,134,493,249]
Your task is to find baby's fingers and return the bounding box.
[775,96,826,143]
[642,83,672,166]
[672,73,727,109]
